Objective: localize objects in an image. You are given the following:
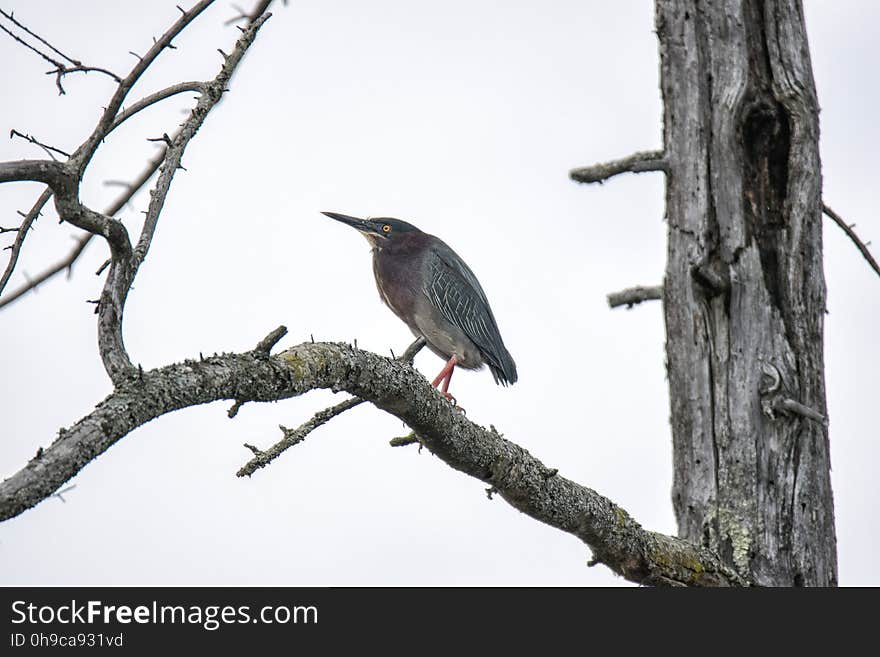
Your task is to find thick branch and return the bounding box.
[822,203,880,280]
[0,159,67,185]
[607,285,663,309]
[0,338,746,587]
[570,150,667,184]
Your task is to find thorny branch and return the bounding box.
[238,397,365,477]
[236,337,426,476]
[10,130,71,159]
[0,189,52,297]
[111,82,207,132]
[0,8,121,94]
[822,203,880,280]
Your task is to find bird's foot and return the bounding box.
[441,391,466,414]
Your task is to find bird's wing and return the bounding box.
[422,243,517,385]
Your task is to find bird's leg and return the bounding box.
[431,355,458,402]
[441,362,454,395]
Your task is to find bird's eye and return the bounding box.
[382,224,391,233]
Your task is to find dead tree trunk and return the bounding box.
[657,0,837,585]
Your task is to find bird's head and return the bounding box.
[322,212,421,248]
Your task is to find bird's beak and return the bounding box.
[322,211,384,238]
[322,211,388,247]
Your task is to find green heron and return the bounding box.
[322,212,517,401]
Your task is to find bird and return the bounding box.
[322,212,517,403]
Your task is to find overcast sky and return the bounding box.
[1,1,877,586]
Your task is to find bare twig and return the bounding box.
[238,337,426,475]
[607,285,663,309]
[0,9,121,94]
[570,150,667,184]
[111,82,206,132]
[0,8,79,65]
[10,130,70,159]
[237,396,365,477]
[822,202,880,280]
[0,21,62,71]
[46,65,122,96]
[0,188,52,297]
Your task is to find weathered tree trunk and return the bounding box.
[657,0,837,585]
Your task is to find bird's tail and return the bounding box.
[488,346,518,386]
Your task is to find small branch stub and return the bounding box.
[254,325,287,356]
[570,150,667,184]
[607,285,663,309]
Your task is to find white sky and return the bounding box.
[0,1,877,586]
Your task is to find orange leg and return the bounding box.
[431,355,461,408]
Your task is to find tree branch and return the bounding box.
[0,159,67,185]
[236,337,426,476]
[237,396,365,477]
[0,188,52,297]
[132,12,271,269]
[822,202,880,280]
[110,82,207,133]
[570,150,667,184]
[10,129,71,159]
[0,337,747,587]
[607,285,663,309]
[0,9,120,94]
[0,8,79,66]
[0,146,167,310]
[776,398,827,425]
[70,0,216,168]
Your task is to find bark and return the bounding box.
[656,0,836,585]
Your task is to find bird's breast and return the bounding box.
[371,247,421,324]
